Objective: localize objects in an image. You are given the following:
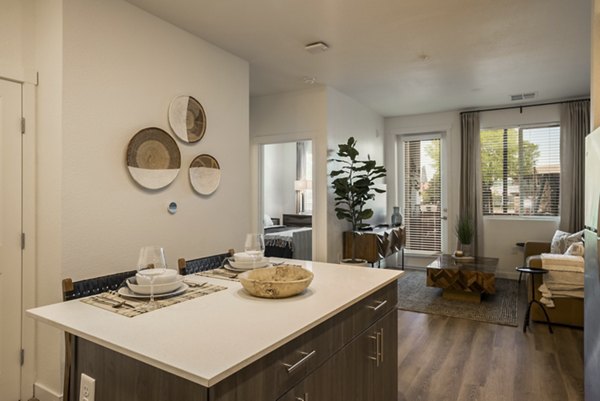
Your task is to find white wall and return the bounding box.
[31,0,64,397]
[61,0,250,281]
[250,88,329,261]
[326,88,385,263]
[24,0,251,397]
[250,87,385,263]
[0,0,25,70]
[263,142,297,220]
[385,105,561,276]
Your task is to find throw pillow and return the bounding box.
[550,230,584,254]
[263,214,274,227]
[565,242,585,257]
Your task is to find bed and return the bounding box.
[264,214,312,260]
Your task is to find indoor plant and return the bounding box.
[330,137,386,263]
[455,215,474,256]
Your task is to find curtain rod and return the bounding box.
[459,98,590,115]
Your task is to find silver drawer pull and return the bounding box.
[368,299,388,312]
[295,394,309,401]
[283,350,316,373]
[380,327,384,363]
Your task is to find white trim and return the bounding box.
[483,215,560,222]
[250,133,317,260]
[388,124,453,137]
[21,83,37,401]
[251,131,315,145]
[34,382,63,401]
[396,132,448,253]
[480,121,560,131]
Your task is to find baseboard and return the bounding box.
[34,382,62,401]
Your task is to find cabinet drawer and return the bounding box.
[210,281,398,401]
[350,282,397,339]
[210,322,331,401]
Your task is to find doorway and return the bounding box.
[0,79,23,400]
[397,133,448,254]
[260,140,313,260]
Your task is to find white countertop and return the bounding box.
[27,260,402,387]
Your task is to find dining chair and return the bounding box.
[61,270,136,401]
[177,249,235,275]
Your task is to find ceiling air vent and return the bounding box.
[510,92,536,101]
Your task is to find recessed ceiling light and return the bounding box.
[305,42,329,54]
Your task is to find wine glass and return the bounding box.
[137,246,167,305]
[244,234,265,265]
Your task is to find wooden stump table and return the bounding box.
[426,254,499,303]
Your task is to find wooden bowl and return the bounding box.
[238,265,313,299]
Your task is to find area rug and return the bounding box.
[397,269,519,326]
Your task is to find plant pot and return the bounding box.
[459,243,473,257]
[340,258,369,267]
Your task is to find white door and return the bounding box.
[0,79,23,400]
[398,133,448,253]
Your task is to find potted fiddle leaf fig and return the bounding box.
[330,137,387,264]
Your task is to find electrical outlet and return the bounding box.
[79,373,96,401]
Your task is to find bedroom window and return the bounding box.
[480,125,560,216]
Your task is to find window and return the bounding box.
[402,136,442,252]
[480,125,560,216]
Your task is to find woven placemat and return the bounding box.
[81,282,227,317]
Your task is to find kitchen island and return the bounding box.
[28,260,402,401]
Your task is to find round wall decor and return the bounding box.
[189,154,221,195]
[168,95,207,143]
[126,127,181,190]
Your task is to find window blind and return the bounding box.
[480,126,560,216]
[403,138,441,252]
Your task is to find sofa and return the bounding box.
[524,241,584,328]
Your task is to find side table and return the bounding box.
[516,267,553,334]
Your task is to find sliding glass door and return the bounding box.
[398,134,447,253]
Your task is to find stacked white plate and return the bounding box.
[121,274,186,298]
[224,252,271,272]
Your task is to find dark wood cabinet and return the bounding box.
[278,309,398,401]
[73,282,398,401]
[343,227,405,267]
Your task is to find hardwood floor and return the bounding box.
[396,284,584,401]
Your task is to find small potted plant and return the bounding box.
[454,215,474,257]
[330,137,386,264]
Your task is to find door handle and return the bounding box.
[441,216,448,220]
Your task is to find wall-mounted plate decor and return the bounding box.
[126,127,181,190]
[189,154,221,195]
[168,95,207,143]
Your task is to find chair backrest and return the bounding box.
[61,269,136,401]
[62,270,136,301]
[178,249,235,275]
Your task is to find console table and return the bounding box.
[343,226,405,268]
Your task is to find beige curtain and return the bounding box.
[559,100,590,232]
[459,112,483,256]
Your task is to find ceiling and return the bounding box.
[125,0,591,117]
